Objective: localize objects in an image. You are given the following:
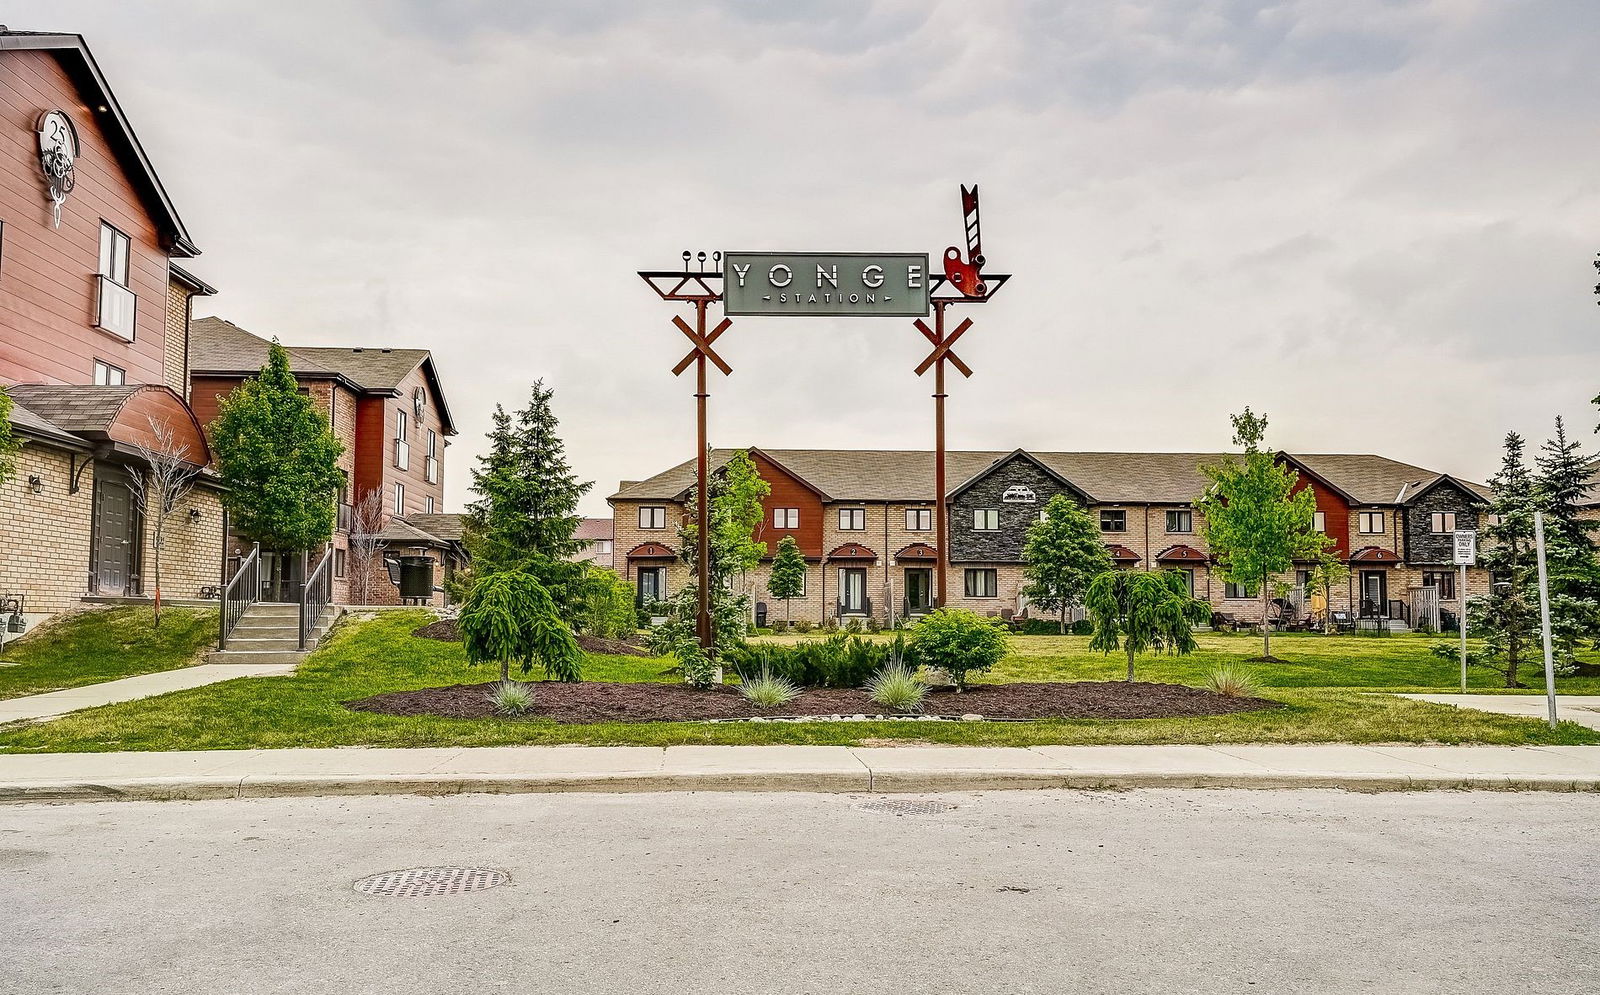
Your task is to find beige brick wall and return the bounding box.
[138,485,225,601]
[0,445,94,613]
[612,498,693,601]
[354,545,450,608]
[163,279,190,395]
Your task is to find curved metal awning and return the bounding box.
[826,543,878,561]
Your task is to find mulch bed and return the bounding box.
[345,680,1280,725]
[410,617,653,658]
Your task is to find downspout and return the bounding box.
[883,500,894,629]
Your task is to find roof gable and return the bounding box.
[949,448,1092,503]
[2,31,198,256]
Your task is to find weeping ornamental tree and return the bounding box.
[1197,408,1332,661]
[458,571,582,684]
[210,342,344,552]
[1086,569,1211,682]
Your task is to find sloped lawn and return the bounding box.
[0,610,1594,752]
[0,606,218,701]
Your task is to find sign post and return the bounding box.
[1452,530,1476,693]
[1533,512,1558,729]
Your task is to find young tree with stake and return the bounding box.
[767,535,807,628]
[1197,408,1331,660]
[1021,493,1114,633]
[125,418,203,628]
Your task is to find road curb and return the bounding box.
[3,769,1598,804]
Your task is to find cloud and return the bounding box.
[10,0,1598,512]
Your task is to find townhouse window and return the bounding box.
[1100,509,1126,533]
[1422,571,1456,600]
[1359,511,1385,534]
[639,506,666,530]
[393,409,410,470]
[333,548,347,579]
[1312,511,1326,533]
[1166,509,1193,533]
[393,482,405,515]
[596,540,613,556]
[973,508,1000,531]
[92,360,125,386]
[1224,581,1254,599]
[425,429,439,483]
[838,508,866,531]
[1176,568,1196,595]
[426,496,436,514]
[95,222,135,340]
[1429,512,1457,534]
[905,508,932,531]
[964,568,998,598]
[773,508,799,529]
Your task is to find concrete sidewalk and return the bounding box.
[1397,694,1600,730]
[0,664,296,724]
[2,742,1597,803]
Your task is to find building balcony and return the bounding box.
[393,439,410,471]
[95,275,136,341]
[424,455,438,483]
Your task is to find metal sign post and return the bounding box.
[1452,530,1476,693]
[1533,512,1558,729]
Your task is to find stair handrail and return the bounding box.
[299,548,334,651]
[219,542,260,650]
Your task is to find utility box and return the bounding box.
[398,557,435,600]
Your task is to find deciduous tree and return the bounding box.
[1196,408,1331,660]
[210,342,344,552]
[1021,494,1113,633]
[767,535,807,628]
[126,418,203,628]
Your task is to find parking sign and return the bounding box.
[1453,530,1477,565]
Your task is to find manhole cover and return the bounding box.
[855,798,958,816]
[352,866,509,898]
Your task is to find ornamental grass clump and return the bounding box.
[737,663,801,709]
[486,680,535,716]
[1203,663,1265,699]
[866,663,928,714]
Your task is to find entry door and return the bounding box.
[1360,571,1388,618]
[839,568,867,614]
[261,552,304,603]
[904,568,932,612]
[92,470,136,596]
[637,567,666,606]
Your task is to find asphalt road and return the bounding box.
[3,789,1597,994]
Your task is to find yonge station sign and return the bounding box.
[722,252,930,317]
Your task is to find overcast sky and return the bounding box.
[15,1,1598,514]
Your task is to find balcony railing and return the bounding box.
[424,455,438,483]
[393,439,410,470]
[95,275,136,341]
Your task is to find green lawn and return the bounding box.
[0,610,1593,753]
[0,606,218,701]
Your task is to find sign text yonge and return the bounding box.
[722,252,930,317]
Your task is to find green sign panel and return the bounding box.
[722,252,930,317]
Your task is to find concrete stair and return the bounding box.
[210,602,340,666]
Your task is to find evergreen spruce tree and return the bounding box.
[211,342,344,552]
[1532,417,1600,668]
[1021,493,1114,633]
[1470,432,1540,687]
[464,380,592,614]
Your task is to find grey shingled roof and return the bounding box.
[4,395,86,448]
[402,513,466,542]
[610,448,1488,507]
[289,346,432,392]
[5,384,143,436]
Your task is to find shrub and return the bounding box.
[722,633,904,688]
[736,663,801,708]
[843,617,864,634]
[577,567,637,639]
[1070,618,1093,636]
[1203,664,1264,698]
[792,618,814,634]
[864,617,881,634]
[486,680,535,716]
[866,663,928,713]
[459,570,583,683]
[907,608,1010,692]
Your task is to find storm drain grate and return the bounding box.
[855,798,958,816]
[353,866,509,898]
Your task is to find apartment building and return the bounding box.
[609,448,1493,628]
[0,30,224,617]
[188,318,462,606]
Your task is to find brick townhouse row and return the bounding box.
[0,29,462,620]
[609,448,1505,629]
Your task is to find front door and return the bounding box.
[92,466,137,596]
[904,568,932,613]
[839,567,867,615]
[261,551,304,603]
[1360,571,1388,618]
[637,566,666,608]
